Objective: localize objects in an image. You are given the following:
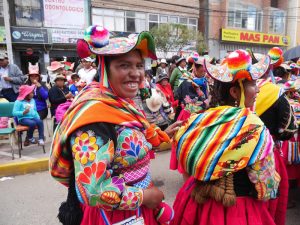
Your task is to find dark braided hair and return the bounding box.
[57,172,83,225]
[209,80,240,108]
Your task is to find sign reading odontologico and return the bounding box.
[221,29,290,46]
[43,0,86,29]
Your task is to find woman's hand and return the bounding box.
[65,92,73,99]
[32,79,41,87]
[164,121,183,138]
[142,186,164,209]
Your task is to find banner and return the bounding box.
[51,28,84,43]
[11,27,48,43]
[43,0,86,29]
[221,29,290,46]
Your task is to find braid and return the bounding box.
[57,173,83,225]
[210,80,239,107]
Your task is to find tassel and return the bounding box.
[222,174,236,207]
[191,181,212,205]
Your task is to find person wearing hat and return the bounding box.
[255,48,298,213]
[169,56,187,93]
[171,49,282,225]
[156,58,169,81]
[78,56,97,85]
[25,63,49,120]
[156,70,177,108]
[47,61,65,86]
[12,85,45,146]
[50,25,182,225]
[0,52,26,102]
[273,63,291,84]
[69,73,80,96]
[48,74,73,131]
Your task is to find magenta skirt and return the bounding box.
[170,177,277,225]
[80,204,158,225]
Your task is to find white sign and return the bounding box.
[43,0,86,29]
[51,28,84,43]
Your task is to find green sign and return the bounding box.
[0,27,5,43]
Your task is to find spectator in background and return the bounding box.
[13,85,45,146]
[169,55,180,77]
[0,52,26,102]
[78,57,97,85]
[156,70,177,108]
[170,56,187,93]
[69,73,80,96]
[74,79,87,95]
[156,58,169,80]
[25,63,49,120]
[47,61,65,86]
[48,74,73,131]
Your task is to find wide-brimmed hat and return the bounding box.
[146,89,164,112]
[27,62,40,76]
[17,85,35,100]
[77,25,157,60]
[47,61,64,71]
[82,56,95,63]
[156,71,169,83]
[54,74,67,82]
[268,47,284,68]
[246,49,264,65]
[204,49,270,83]
[175,56,186,65]
[160,58,168,65]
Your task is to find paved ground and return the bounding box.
[0,151,299,225]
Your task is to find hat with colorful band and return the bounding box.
[204,49,270,83]
[77,25,157,60]
[268,47,284,68]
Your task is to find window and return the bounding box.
[179,17,188,25]
[227,1,262,31]
[188,18,197,30]
[269,9,285,34]
[92,9,146,33]
[169,16,179,24]
[15,0,42,27]
[160,15,168,23]
[149,14,159,30]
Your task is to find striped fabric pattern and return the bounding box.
[174,106,274,182]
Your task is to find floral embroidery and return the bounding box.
[119,187,143,210]
[247,152,281,200]
[72,131,101,165]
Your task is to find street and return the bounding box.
[0,151,299,225]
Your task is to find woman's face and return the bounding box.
[194,64,205,78]
[233,80,259,108]
[82,60,92,69]
[179,60,186,68]
[160,79,169,86]
[108,50,144,99]
[55,79,65,88]
[29,74,40,83]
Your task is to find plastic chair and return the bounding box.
[0,102,16,159]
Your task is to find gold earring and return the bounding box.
[234,100,238,107]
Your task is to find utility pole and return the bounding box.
[3,0,13,64]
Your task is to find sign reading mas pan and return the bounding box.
[221,29,290,46]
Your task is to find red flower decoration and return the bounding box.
[78,161,106,184]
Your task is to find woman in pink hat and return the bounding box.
[12,85,45,145]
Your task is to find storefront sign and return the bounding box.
[221,29,290,46]
[43,0,86,29]
[0,27,6,43]
[51,28,84,44]
[11,27,48,43]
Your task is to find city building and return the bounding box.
[1,0,90,74]
[201,0,296,58]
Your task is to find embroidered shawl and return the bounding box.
[50,82,170,186]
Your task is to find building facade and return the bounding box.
[203,0,294,58]
[1,0,90,74]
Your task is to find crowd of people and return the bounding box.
[1,24,300,225]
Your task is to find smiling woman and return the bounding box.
[49,25,180,225]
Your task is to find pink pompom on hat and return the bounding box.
[17,85,35,101]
